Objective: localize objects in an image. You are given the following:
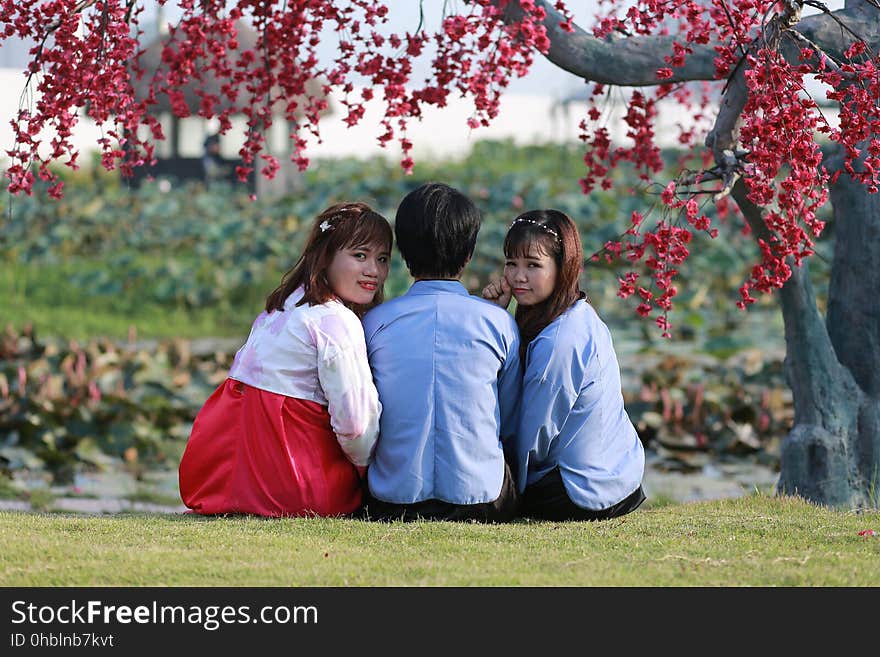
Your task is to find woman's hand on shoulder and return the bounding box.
[482,277,512,309]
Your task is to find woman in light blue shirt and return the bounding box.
[482,209,646,521]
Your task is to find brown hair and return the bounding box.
[265,202,393,316]
[504,209,585,361]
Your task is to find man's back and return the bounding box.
[363,280,521,505]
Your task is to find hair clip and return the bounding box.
[320,207,359,234]
[510,217,560,240]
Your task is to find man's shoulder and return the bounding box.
[363,295,415,340]
[363,294,407,324]
[465,294,518,327]
[430,291,519,334]
[364,289,517,333]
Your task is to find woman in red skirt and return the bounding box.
[179,203,392,517]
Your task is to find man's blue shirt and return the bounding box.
[362,280,522,505]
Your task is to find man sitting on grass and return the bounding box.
[361,182,522,522]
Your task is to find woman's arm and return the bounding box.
[315,314,382,468]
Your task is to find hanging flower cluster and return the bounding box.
[1,0,573,197]
[4,1,879,336]
[582,0,880,333]
[3,0,153,198]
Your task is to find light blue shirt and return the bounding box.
[516,300,645,510]
[363,280,522,505]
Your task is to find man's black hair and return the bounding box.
[394,182,482,279]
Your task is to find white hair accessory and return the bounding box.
[510,217,560,240]
[320,206,360,234]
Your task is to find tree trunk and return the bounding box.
[772,146,880,508]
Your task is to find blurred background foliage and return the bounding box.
[0,139,833,487]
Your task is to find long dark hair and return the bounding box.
[504,209,585,361]
[265,202,393,315]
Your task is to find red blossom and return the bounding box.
[2,0,558,197]
[4,0,879,339]
[574,0,880,334]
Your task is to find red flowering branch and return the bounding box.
[2,0,561,191]
[513,0,880,334]
[4,1,880,337]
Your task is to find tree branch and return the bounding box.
[499,1,880,85]
[498,0,715,84]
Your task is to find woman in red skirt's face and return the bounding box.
[326,242,391,306]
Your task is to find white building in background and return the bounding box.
[0,74,709,168]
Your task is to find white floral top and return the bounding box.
[228,287,380,466]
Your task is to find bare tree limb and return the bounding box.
[781,29,847,74]
[497,1,880,85]
[497,0,716,84]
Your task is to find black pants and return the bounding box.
[521,467,646,521]
[361,461,519,523]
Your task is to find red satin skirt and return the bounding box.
[178,378,362,517]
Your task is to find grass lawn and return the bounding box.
[1,495,877,586]
[1,261,259,341]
